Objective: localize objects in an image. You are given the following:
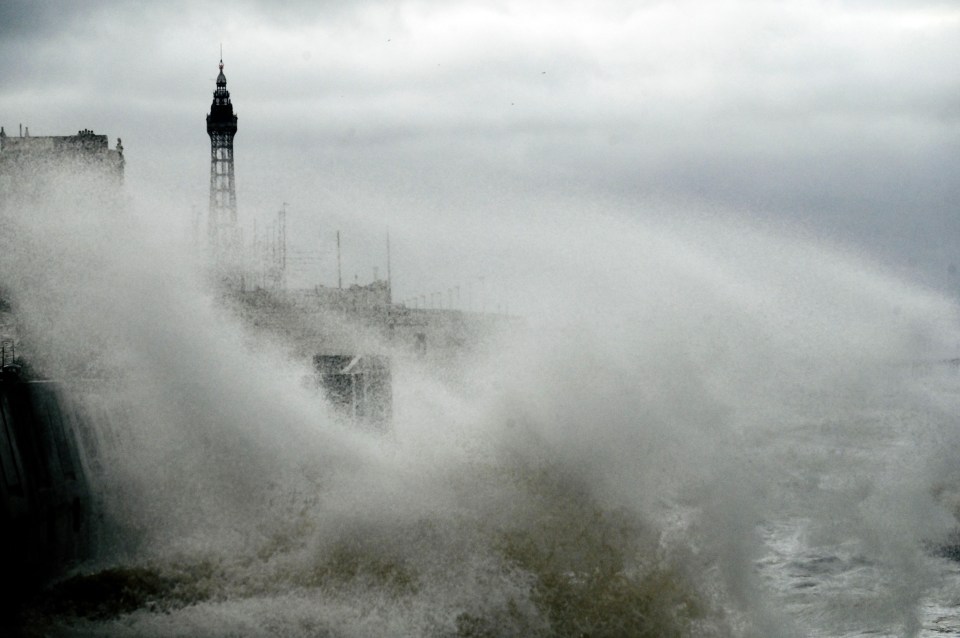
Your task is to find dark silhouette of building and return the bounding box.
[206,58,239,268]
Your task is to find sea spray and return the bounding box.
[4,170,960,635]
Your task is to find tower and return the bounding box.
[206,58,239,268]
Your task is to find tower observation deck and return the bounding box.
[206,58,239,269]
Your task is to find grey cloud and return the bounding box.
[1,0,958,293]
[0,1,97,39]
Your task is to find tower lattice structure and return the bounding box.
[206,58,239,268]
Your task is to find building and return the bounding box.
[0,127,124,199]
[206,59,240,270]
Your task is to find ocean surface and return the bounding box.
[752,367,960,637]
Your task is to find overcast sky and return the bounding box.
[1,0,958,303]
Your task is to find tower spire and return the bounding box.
[206,55,239,275]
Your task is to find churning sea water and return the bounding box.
[753,367,960,638]
[31,356,960,638]
[4,181,960,636]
